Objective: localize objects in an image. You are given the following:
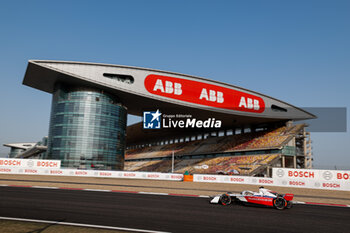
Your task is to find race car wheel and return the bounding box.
[273,197,286,210]
[286,201,293,209]
[220,194,232,206]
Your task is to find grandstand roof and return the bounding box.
[23,60,316,143]
[3,143,36,149]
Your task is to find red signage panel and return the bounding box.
[144,74,265,113]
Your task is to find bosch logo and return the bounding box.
[322,171,333,180]
[27,160,34,167]
[276,169,285,177]
[314,182,321,187]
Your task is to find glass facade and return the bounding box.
[9,148,25,158]
[46,84,127,170]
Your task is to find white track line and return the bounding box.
[293,201,306,204]
[0,216,171,233]
[138,192,169,196]
[32,186,59,189]
[83,189,111,192]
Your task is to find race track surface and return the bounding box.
[1,187,349,233]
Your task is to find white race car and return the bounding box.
[210,186,294,210]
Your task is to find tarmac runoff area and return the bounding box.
[0,219,133,233]
[0,174,349,206]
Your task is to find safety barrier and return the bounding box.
[0,166,183,181]
[193,174,274,186]
[0,160,349,191]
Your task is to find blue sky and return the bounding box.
[0,0,349,169]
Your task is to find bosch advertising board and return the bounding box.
[144,74,265,113]
[0,158,61,169]
[272,168,350,191]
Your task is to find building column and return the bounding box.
[282,156,285,168]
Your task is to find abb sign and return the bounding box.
[145,74,265,113]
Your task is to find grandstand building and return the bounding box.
[125,122,313,176]
[3,137,48,159]
[18,60,315,175]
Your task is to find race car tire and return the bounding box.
[273,197,286,210]
[220,194,232,206]
[286,201,293,209]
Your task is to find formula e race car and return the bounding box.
[210,187,294,210]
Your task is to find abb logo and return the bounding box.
[199,89,224,103]
[145,75,265,113]
[239,97,260,110]
[153,79,182,95]
[288,171,315,178]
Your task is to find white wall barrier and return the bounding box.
[272,168,350,191]
[0,159,349,190]
[0,166,183,181]
[194,169,350,191]
[193,174,275,186]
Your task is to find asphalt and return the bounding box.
[1,177,349,203]
[0,187,349,233]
